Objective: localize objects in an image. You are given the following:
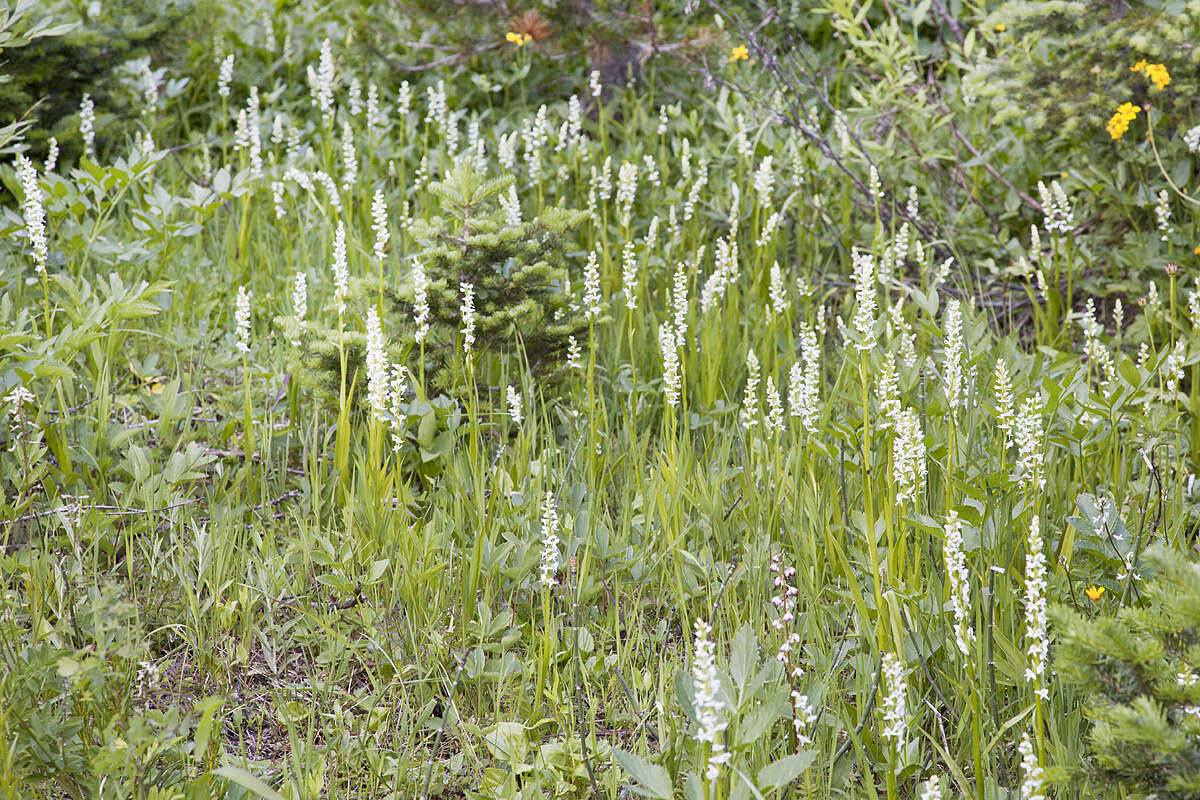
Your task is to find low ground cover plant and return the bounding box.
[2,1,1200,798]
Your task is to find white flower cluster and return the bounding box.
[583,251,602,321]
[621,242,638,311]
[659,322,681,408]
[507,385,523,425]
[332,221,348,316]
[371,191,389,263]
[943,299,965,411]
[539,490,559,587]
[790,323,822,434]
[411,258,429,343]
[741,349,760,431]
[217,54,234,98]
[311,39,336,125]
[699,235,737,313]
[1037,179,1074,235]
[80,94,96,159]
[791,692,817,748]
[851,248,878,351]
[994,359,1015,448]
[1015,394,1045,494]
[1018,734,1044,800]
[234,285,252,354]
[692,618,730,782]
[892,408,925,506]
[1154,188,1172,242]
[291,271,307,345]
[1185,124,1200,153]
[14,155,47,274]
[365,307,389,422]
[943,510,974,657]
[1023,515,1049,697]
[881,651,907,745]
[460,282,476,357]
[501,184,522,227]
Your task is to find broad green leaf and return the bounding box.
[211,766,287,800]
[757,751,817,790]
[613,749,673,799]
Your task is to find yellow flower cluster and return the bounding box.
[1106,101,1140,141]
[729,45,748,62]
[506,31,532,47]
[1131,59,1170,90]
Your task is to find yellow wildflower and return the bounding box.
[1193,245,1200,255]
[1085,585,1106,603]
[1106,101,1140,141]
[506,31,531,46]
[1131,59,1170,90]
[994,23,1006,32]
[1145,63,1170,90]
[730,45,749,62]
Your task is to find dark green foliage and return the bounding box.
[0,0,192,160]
[1052,546,1200,798]
[406,165,590,391]
[289,162,591,411]
[980,2,1198,140]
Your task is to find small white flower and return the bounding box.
[621,242,638,311]
[943,509,974,657]
[692,618,730,782]
[371,191,389,263]
[292,271,307,341]
[881,652,907,746]
[332,221,349,316]
[14,155,47,274]
[1023,515,1049,697]
[44,137,59,172]
[501,183,522,227]
[341,120,357,189]
[539,490,559,587]
[1154,188,1172,242]
[660,322,681,408]
[217,54,234,98]
[1018,733,1044,800]
[460,281,476,356]
[506,385,523,426]
[893,407,925,506]
[234,285,252,354]
[741,349,761,431]
[765,376,784,433]
[365,307,389,421]
[1015,394,1045,494]
[411,258,429,343]
[80,94,96,159]
[943,299,966,411]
